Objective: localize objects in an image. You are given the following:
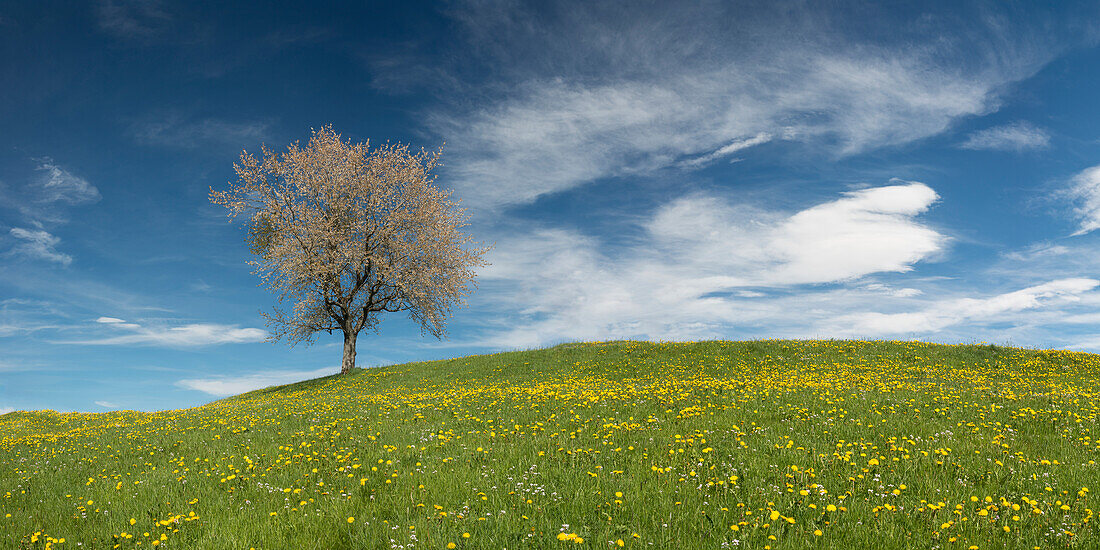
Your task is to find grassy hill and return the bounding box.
[2,340,1099,549]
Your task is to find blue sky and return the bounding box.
[4,1,1100,413]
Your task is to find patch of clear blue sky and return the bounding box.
[2,1,1100,412]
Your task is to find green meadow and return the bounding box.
[2,340,1098,549]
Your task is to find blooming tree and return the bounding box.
[211,126,489,374]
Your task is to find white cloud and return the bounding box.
[421,4,1060,208]
[648,181,945,285]
[1001,242,1071,261]
[828,278,1099,336]
[1066,165,1100,236]
[959,121,1051,151]
[477,181,945,347]
[863,283,923,297]
[0,406,14,415]
[439,67,1001,208]
[1063,335,1100,352]
[735,290,765,298]
[8,228,72,265]
[680,133,772,168]
[67,320,267,347]
[0,160,99,268]
[32,159,101,205]
[175,367,334,397]
[470,184,1100,349]
[94,400,119,409]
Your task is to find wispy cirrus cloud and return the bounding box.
[679,133,772,168]
[7,228,72,265]
[959,121,1051,151]
[176,367,334,397]
[1065,165,1100,236]
[862,283,923,298]
[435,61,1007,209]
[827,278,1099,337]
[65,317,266,347]
[408,2,1071,209]
[30,159,101,206]
[94,400,119,409]
[0,298,65,338]
[5,158,102,224]
[2,158,100,265]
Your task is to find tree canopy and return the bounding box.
[211,126,489,373]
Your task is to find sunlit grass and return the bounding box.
[2,340,1099,548]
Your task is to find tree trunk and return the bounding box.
[341,329,357,374]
